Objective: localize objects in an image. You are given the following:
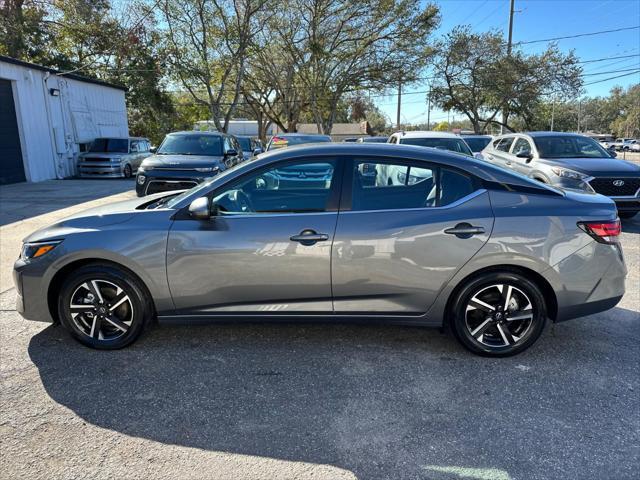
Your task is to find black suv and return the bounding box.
[136,131,243,196]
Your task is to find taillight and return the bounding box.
[578,219,621,244]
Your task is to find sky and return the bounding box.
[377,0,640,126]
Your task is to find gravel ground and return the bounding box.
[0,184,638,480]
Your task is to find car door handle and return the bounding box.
[444,223,485,238]
[290,230,329,245]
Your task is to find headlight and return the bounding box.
[195,166,220,173]
[551,167,589,180]
[21,240,62,260]
[137,175,146,185]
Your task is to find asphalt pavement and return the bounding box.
[0,179,638,480]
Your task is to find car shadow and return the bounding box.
[28,307,640,479]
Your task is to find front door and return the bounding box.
[166,158,341,314]
[332,157,494,314]
[510,137,534,176]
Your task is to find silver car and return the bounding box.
[481,132,640,219]
[14,144,626,356]
[78,137,151,178]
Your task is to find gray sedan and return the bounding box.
[14,144,626,356]
[481,132,640,218]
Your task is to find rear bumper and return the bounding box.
[551,241,627,322]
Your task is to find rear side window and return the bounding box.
[496,137,514,152]
[351,159,477,211]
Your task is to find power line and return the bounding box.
[516,25,640,45]
[583,69,640,86]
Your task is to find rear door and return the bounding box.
[332,156,494,314]
[487,137,515,170]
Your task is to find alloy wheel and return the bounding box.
[464,284,534,348]
[69,279,133,341]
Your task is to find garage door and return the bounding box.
[0,79,26,184]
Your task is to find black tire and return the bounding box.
[449,272,547,357]
[619,211,637,219]
[123,164,133,178]
[57,263,153,349]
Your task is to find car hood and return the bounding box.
[544,157,640,176]
[141,154,225,169]
[80,152,124,159]
[23,192,175,243]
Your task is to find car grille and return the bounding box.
[146,181,198,195]
[589,177,640,197]
[83,156,112,162]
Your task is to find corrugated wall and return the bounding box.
[0,60,128,182]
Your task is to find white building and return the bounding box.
[0,56,128,184]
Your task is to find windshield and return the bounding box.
[361,137,388,143]
[89,138,128,153]
[236,137,252,151]
[400,137,473,156]
[164,161,245,209]
[158,134,223,156]
[463,137,491,152]
[533,135,613,159]
[267,135,332,151]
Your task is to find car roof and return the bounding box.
[517,132,589,138]
[461,134,492,139]
[272,133,331,138]
[169,131,228,137]
[393,130,461,139]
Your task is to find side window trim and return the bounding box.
[340,156,481,213]
[204,156,344,217]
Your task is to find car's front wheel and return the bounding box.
[123,164,133,178]
[57,263,153,349]
[450,272,547,357]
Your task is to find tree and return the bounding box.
[430,26,582,133]
[268,0,438,134]
[0,0,51,61]
[160,0,268,132]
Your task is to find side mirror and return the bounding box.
[225,149,238,157]
[188,197,211,220]
[252,147,263,156]
[150,147,157,154]
[610,150,617,158]
[516,151,533,161]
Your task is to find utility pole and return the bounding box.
[501,0,516,134]
[396,79,402,129]
[577,99,581,132]
[426,85,431,129]
[550,99,555,131]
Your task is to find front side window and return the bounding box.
[130,140,139,153]
[211,160,336,214]
[157,134,223,156]
[533,135,613,159]
[351,159,476,211]
[512,138,532,156]
[89,138,128,153]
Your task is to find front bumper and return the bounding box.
[136,169,218,196]
[612,198,640,212]
[13,257,55,323]
[78,161,124,178]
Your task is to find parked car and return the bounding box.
[461,134,493,159]
[357,136,389,143]
[15,144,626,356]
[631,142,640,152]
[381,131,473,185]
[481,132,640,218]
[388,131,474,156]
[235,135,263,160]
[265,133,332,151]
[612,138,637,151]
[78,137,151,178]
[135,131,243,196]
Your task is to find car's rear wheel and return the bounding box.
[450,272,547,357]
[619,211,637,219]
[123,164,133,178]
[57,264,153,349]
